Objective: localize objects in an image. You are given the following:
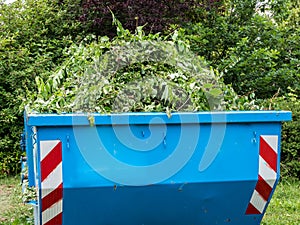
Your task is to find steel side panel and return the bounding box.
[33,120,283,225]
[63,182,262,225]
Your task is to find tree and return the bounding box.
[0,0,79,175]
[178,0,299,98]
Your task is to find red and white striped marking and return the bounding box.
[40,140,63,225]
[246,135,278,215]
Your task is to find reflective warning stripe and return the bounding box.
[246,135,278,215]
[40,140,63,225]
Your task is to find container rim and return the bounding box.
[25,110,292,126]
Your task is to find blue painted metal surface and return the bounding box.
[23,111,291,225]
[23,112,36,187]
[26,111,291,126]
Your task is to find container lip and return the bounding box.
[25,110,292,126]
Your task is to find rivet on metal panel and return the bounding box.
[252,131,257,144]
[66,135,70,150]
[163,133,167,148]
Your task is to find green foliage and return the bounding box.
[0,0,80,176]
[269,91,300,179]
[0,0,299,180]
[24,20,262,115]
[261,178,300,225]
[281,110,300,180]
[24,23,228,114]
[0,177,33,224]
[256,88,300,180]
[179,0,300,99]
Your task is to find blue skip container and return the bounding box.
[22,111,291,225]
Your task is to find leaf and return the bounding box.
[209,88,223,97]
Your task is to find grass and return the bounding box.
[0,177,33,225]
[261,178,300,225]
[0,176,299,225]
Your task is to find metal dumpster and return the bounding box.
[22,110,291,225]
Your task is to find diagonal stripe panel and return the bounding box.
[261,135,278,154]
[41,142,62,182]
[42,163,63,198]
[40,140,63,225]
[42,183,63,211]
[42,200,63,225]
[40,140,60,160]
[259,137,277,172]
[246,135,279,215]
[43,213,63,225]
[249,190,267,214]
[259,156,277,188]
[256,175,273,201]
[245,203,261,215]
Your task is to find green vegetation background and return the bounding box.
[0,0,299,224]
[0,0,299,179]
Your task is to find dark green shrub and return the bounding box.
[178,0,300,99]
[0,0,80,176]
[277,96,300,179]
[260,91,300,180]
[72,0,224,38]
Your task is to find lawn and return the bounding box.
[0,177,299,224]
[261,178,300,225]
[0,177,33,225]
